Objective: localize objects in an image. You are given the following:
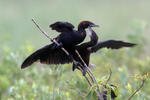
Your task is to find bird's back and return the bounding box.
[56,30,86,47]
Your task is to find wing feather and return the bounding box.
[91,40,136,52]
[50,21,74,32]
[21,44,72,69]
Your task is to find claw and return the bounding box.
[82,67,87,76]
[51,42,63,50]
[56,42,63,49]
[72,61,87,76]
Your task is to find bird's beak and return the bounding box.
[90,24,99,27]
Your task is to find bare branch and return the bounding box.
[75,46,102,100]
[75,50,95,83]
[78,66,92,86]
[128,79,146,100]
[32,19,53,42]
[31,18,103,100]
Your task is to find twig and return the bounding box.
[75,50,95,83]
[105,68,112,85]
[128,79,146,100]
[78,66,92,86]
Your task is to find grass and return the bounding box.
[0,28,150,99]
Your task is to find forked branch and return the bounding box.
[31,18,102,100]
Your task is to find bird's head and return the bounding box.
[78,21,99,30]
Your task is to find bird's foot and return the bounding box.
[72,62,87,76]
[82,67,87,76]
[72,61,82,71]
[51,42,63,50]
[56,42,63,49]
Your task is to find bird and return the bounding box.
[71,28,136,75]
[21,21,99,69]
[49,21,99,49]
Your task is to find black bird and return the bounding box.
[49,21,99,49]
[72,28,136,75]
[21,21,99,69]
[21,25,136,76]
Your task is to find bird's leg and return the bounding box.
[72,61,87,76]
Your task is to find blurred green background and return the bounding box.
[0,0,150,100]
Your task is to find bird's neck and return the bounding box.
[78,27,86,36]
[78,25,85,31]
[87,28,98,47]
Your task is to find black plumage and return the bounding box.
[21,21,99,69]
[21,44,71,68]
[21,26,136,76]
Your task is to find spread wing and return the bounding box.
[21,43,72,69]
[91,40,136,53]
[49,21,74,32]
